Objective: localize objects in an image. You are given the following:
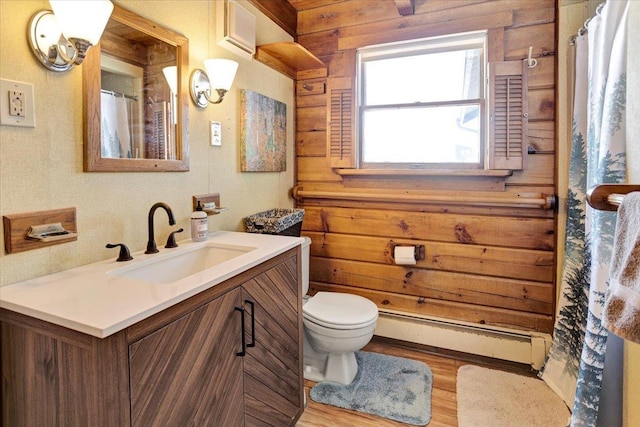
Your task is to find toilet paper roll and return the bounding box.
[394,246,416,265]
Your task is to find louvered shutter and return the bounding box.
[488,61,528,170]
[326,77,356,168]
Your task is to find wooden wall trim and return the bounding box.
[294,0,557,335]
[292,186,555,209]
[310,282,553,332]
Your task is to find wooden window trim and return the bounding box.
[326,33,529,175]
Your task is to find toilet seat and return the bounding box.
[303,292,378,330]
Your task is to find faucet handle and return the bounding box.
[106,243,133,262]
[165,228,184,248]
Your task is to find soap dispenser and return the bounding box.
[191,201,208,242]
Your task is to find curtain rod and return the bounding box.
[569,1,606,45]
[100,89,138,102]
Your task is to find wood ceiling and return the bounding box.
[287,0,341,10]
[248,0,415,38]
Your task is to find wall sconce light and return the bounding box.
[190,59,239,107]
[28,0,114,72]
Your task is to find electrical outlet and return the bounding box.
[9,91,25,117]
[0,79,35,128]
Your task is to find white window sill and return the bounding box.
[334,169,513,178]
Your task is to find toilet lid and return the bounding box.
[303,292,378,328]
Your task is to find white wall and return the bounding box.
[0,0,295,286]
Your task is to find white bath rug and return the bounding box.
[456,365,570,427]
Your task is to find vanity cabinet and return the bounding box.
[1,248,303,427]
[241,259,301,426]
[129,287,245,426]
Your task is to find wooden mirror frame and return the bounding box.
[83,4,189,172]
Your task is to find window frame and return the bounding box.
[355,31,488,170]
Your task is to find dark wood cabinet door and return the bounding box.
[129,288,244,427]
[241,256,303,426]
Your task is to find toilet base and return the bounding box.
[303,330,359,385]
[325,351,358,384]
[303,361,326,383]
[304,352,358,385]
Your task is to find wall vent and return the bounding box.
[216,0,256,60]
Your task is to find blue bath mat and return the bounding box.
[309,351,432,426]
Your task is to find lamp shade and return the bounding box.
[162,66,178,94]
[49,0,114,45]
[204,59,238,91]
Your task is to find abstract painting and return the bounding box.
[240,90,286,172]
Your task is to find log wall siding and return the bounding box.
[294,0,556,333]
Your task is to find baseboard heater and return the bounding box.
[375,309,552,370]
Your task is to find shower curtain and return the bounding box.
[101,92,132,159]
[541,1,629,425]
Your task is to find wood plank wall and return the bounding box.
[294,0,557,333]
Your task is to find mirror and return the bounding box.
[83,5,189,172]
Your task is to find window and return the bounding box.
[356,32,487,169]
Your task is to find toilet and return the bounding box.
[300,237,378,385]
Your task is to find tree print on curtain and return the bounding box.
[541,1,629,425]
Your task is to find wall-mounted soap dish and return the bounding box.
[193,193,227,216]
[27,223,78,242]
[3,207,77,254]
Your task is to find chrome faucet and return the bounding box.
[145,202,176,254]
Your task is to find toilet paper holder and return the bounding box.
[389,243,425,263]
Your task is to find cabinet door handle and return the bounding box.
[245,300,255,348]
[235,306,245,357]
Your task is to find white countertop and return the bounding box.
[0,231,303,338]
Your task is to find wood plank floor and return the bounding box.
[296,336,535,427]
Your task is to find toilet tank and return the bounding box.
[301,237,311,295]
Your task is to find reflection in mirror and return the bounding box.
[83,4,189,172]
[100,55,144,158]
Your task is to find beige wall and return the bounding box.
[0,0,295,286]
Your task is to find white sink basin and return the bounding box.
[1,231,303,338]
[109,243,256,284]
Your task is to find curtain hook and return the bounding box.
[526,46,538,69]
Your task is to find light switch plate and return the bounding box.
[0,79,35,128]
[210,121,222,146]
